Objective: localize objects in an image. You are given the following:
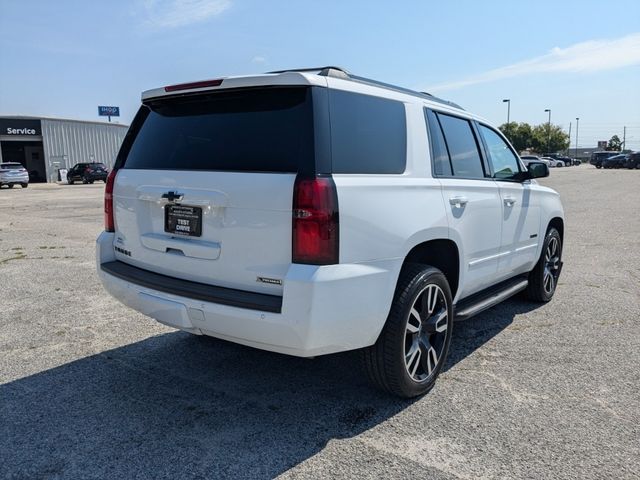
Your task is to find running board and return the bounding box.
[454,276,529,321]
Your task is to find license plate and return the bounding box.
[164,205,202,237]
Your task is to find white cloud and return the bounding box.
[251,56,268,65]
[143,0,231,29]
[427,32,640,92]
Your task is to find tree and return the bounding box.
[499,122,534,152]
[531,123,569,153]
[606,135,622,151]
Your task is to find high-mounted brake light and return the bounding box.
[164,79,223,92]
[104,169,118,232]
[292,176,339,265]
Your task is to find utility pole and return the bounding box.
[567,122,572,155]
[544,109,552,153]
[575,118,579,159]
[622,126,626,152]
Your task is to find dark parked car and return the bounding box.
[602,154,628,169]
[67,163,109,184]
[590,151,615,168]
[623,152,640,169]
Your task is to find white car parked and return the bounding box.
[0,162,29,189]
[97,67,565,397]
[542,157,565,167]
[520,155,551,167]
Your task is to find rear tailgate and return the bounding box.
[111,86,316,295]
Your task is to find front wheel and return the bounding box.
[20,183,28,188]
[362,264,453,398]
[526,228,562,302]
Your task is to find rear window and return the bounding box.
[0,163,23,170]
[328,90,406,174]
[425,109,452,176]
[123,87,313,173]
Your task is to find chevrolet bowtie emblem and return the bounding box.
[161,191,184,203]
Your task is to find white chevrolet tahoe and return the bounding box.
[97,67,564,398]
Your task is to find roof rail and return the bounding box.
[351,75,464,110]
[267,67,463,110]
[268,66,350,78]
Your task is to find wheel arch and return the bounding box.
[401,238,461,300]
[548,216,564,241]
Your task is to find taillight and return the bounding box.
[292,175,339,265]
[104,169,118,232]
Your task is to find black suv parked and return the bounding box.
[623,152,640,169]
[67,163,109,184]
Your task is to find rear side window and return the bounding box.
[425,109,452,176]
[329,90,406,174]
[123,87,313,173]
[435,113,485,179]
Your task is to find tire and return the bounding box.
[526,227,562,302]
[68,178,74,185]
[89,180,94,184]
[8,184,14,189]
[20,183,28,188]
[82,178,88,184]
[596,165,601,169]
[362,264,453,398]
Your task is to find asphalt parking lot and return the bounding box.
[1,167,639,479]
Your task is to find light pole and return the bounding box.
[575,117,579,159]
[544,109,551,153]
[502,99,510,125]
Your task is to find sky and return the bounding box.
[1,0,639,149]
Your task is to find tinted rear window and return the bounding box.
[123,87,313,172]
[329,90,406,174]
[1,163,23,169]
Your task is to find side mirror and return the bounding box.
[526,161,549,179]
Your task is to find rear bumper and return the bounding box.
[87,174,107,181]
[96,231,400,357]
[0,174,29,184]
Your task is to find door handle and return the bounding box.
[503,197,517,207]
[449,196,469,208]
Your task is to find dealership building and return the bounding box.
[0,116,128,183]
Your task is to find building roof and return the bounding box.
[0,115,128,128]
